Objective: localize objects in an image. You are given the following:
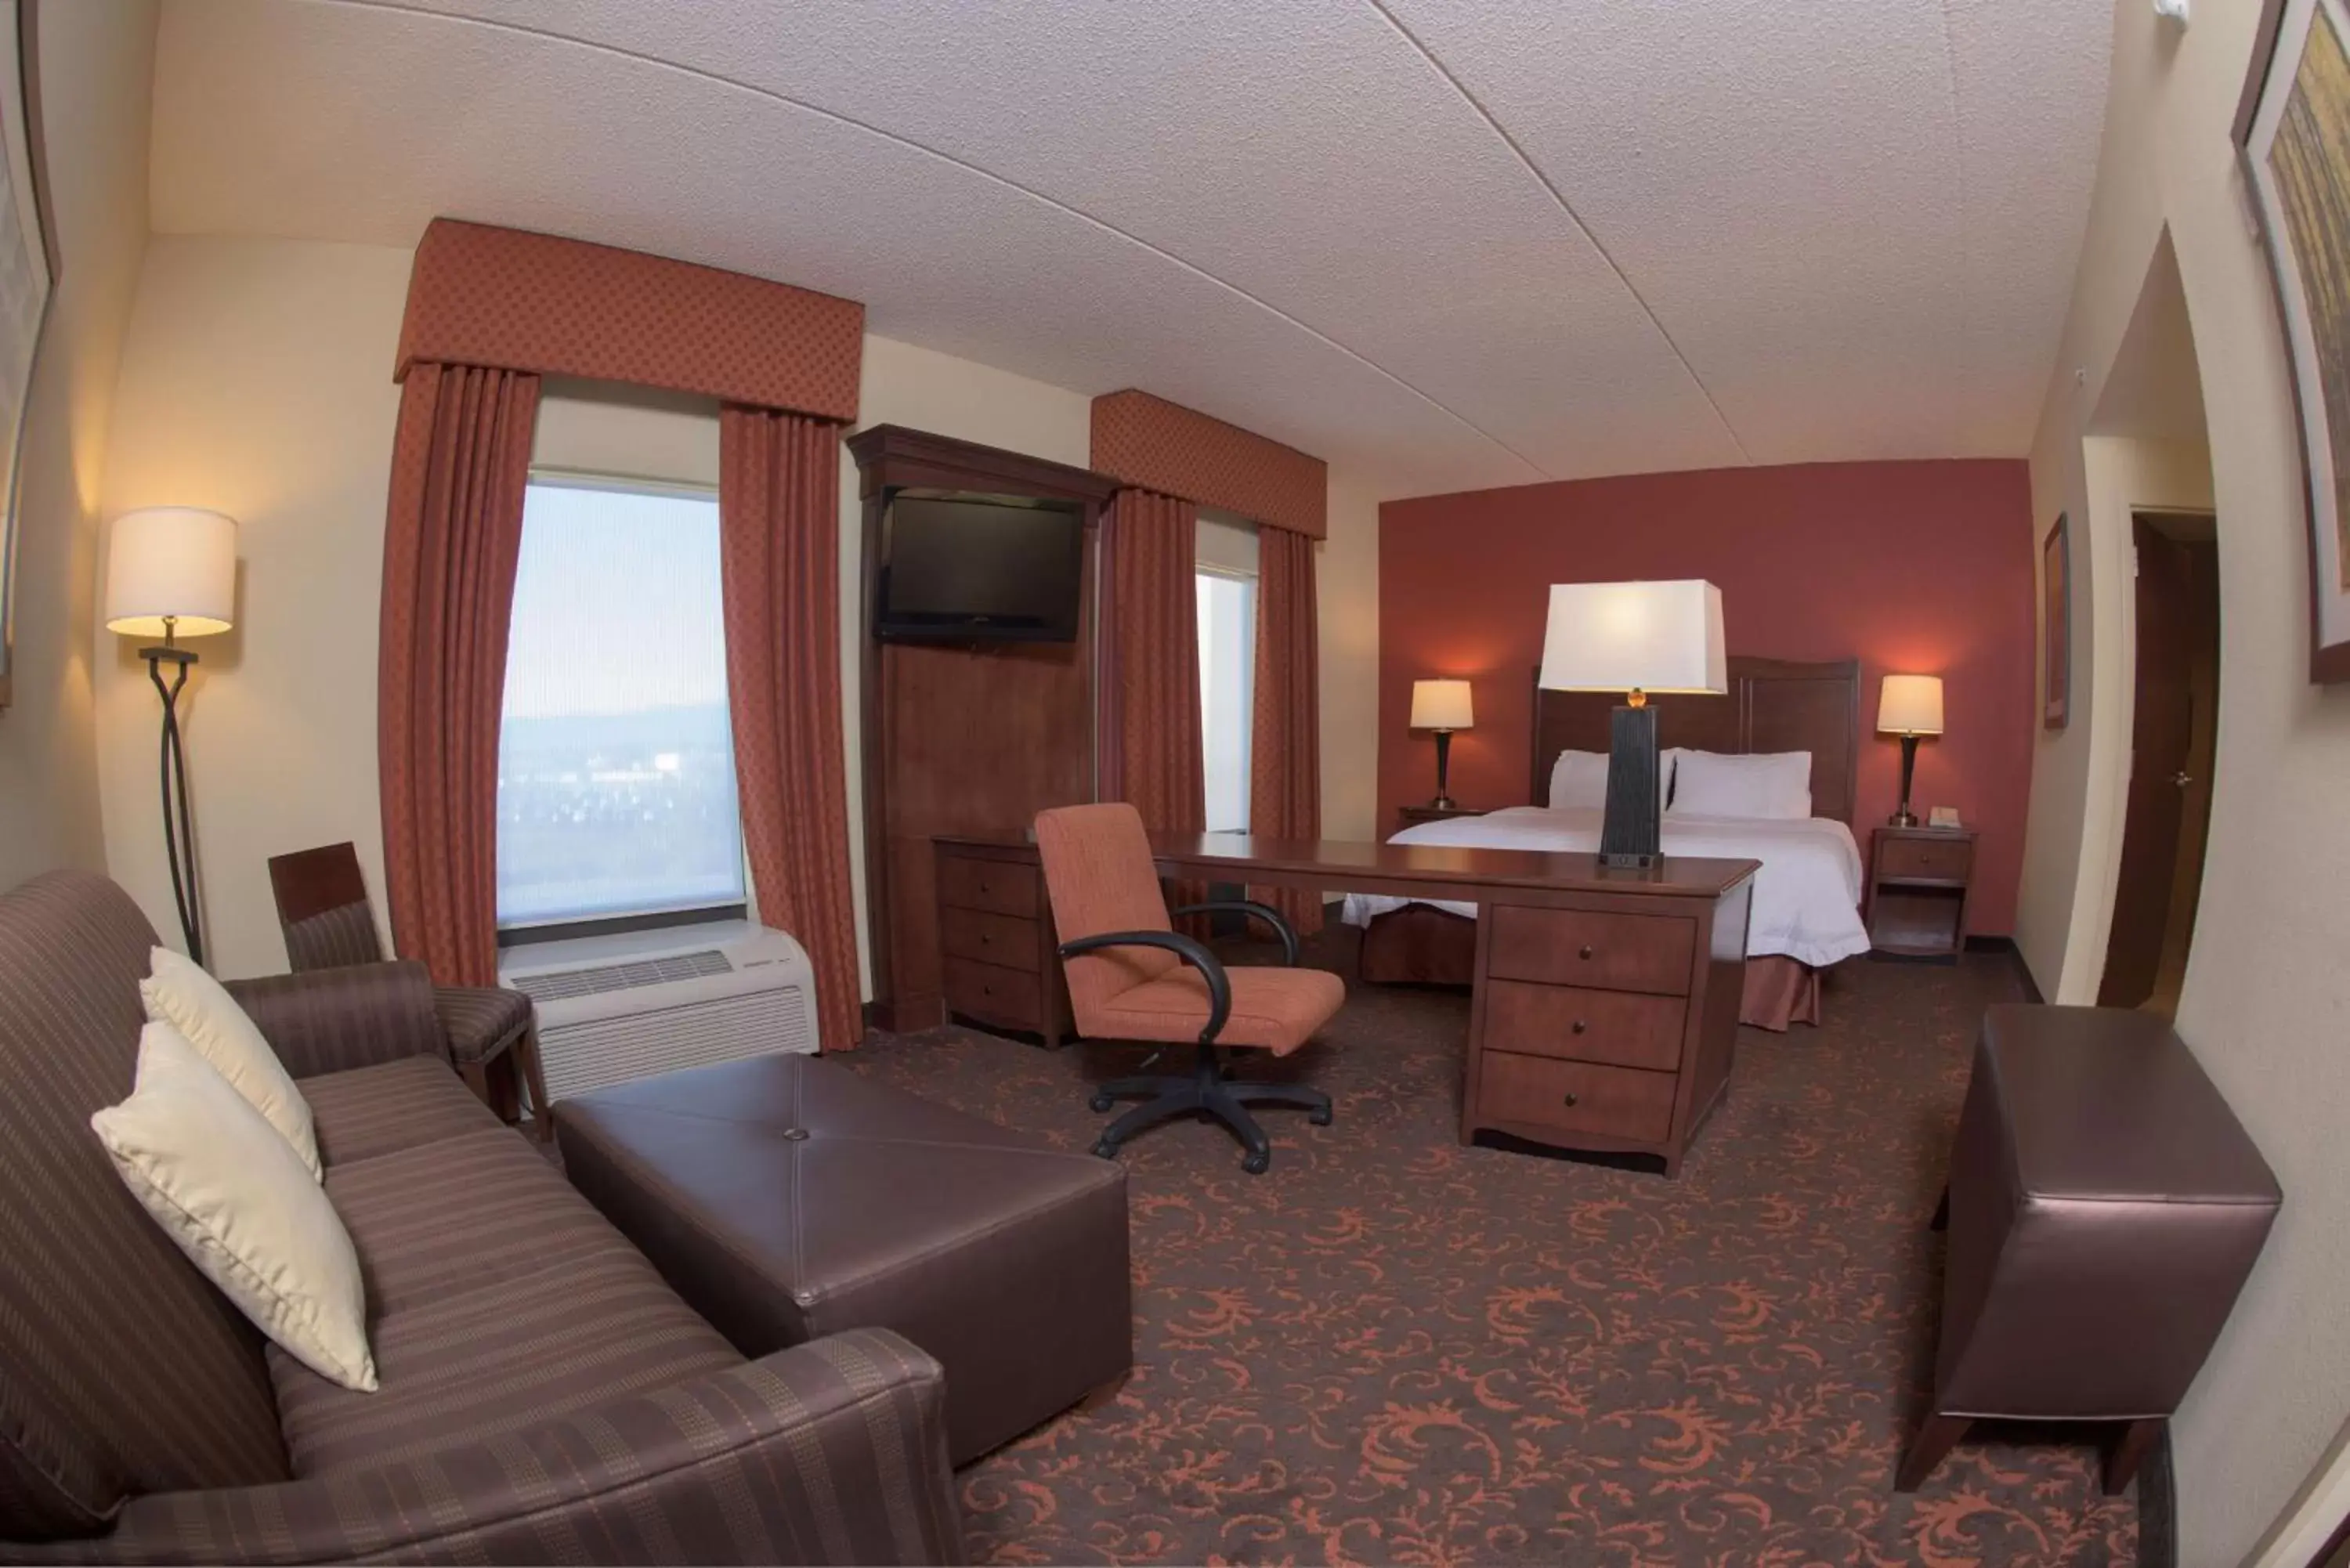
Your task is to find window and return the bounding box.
[497,477,745,934]
[1197,569,1256,833]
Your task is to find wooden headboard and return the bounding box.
[1528,656,1863,825]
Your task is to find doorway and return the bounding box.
[2098,509,2219,1016]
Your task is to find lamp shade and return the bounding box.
[1878,674,1945,735]
[1409,678,1474,730]
[104,507,237,638]
[1538,580,1726,695]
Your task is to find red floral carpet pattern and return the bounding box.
[839,941,2137,1566]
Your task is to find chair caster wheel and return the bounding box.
[1092,1136,1122,1160]
[1309,1105,1333,1126]
[1242,1149,1271,1175]
[1089,1093,1115,1113]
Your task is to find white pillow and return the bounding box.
[92,1022,378,1392]
[140,948,320,1180]
[1668,750,1813,820]
[1549,748,1676,813]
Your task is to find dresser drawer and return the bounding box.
[1485,905,1695,995]
[937,854,1040,918]
[942,956,1043,1030]
[1477,1051,1678,1143]
[940,906,1040,969]
[1481,980,1687,1072]
[1879,834,1972,882]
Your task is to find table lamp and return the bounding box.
[1878,674,1944,827]
[1538,580,1726,868]
[105,506,237,965]
[1408,678,1474,808]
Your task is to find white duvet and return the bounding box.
[1340,805,1872,970]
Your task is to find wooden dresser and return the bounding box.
[1462,869,1753,1175]
[933,838,1069,1048]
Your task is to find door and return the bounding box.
[2099,514,2220,1013]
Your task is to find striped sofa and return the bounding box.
[0,871,964,1566]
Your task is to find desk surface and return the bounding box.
[937,830,1759,905]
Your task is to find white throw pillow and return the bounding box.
[1669,750,1813,820]
[1550,748,1675,814]
[91,1022,378,1391]
[140,948,320,1180]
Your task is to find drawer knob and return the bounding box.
[1561,1092,1581,1108]
[1578,945,1595,960]
[1571,1020,1588,1035]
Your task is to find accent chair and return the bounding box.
[266,841,549,1135]
[1034,802,1343,1173]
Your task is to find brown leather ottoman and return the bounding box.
[555,1052,1131,1466]
[1899,1005,2280,1493]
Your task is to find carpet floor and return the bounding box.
[837,938,2138,1566]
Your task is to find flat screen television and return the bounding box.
[874,492,1084,643]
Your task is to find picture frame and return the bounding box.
[2239,0,2350,682]
[2044,512,2070,731]
[0,0,56,712]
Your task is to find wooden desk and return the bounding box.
[935,832,1759,1175]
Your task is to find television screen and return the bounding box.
[876,493,1084,642]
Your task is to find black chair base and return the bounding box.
[1090,1043,1331,1174]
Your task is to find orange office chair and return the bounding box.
[1035,803,1343,1173]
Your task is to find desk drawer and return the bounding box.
[1477,1051,1677,1144]
[1880,835,1972,882]
[1481,980,1687,1072]
[1485,906,1694,995]
[941,906,1040,969]
[942,956,1043,1031]
[938,854,1040,918]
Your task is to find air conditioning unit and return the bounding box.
[498,919,819,1104]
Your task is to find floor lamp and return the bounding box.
[1537,580,1727,869]
[104,507,237,966]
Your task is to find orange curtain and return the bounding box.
[718,407,865,1051]
[378,363,540,987]
[1250,526,1322,934]
[1108,489,1205,836]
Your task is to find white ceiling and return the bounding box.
[147,0,2112,499]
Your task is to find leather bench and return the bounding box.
[555,1052,1133,1465]
[1899,1004,2280,1493]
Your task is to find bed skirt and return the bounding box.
[1354,904,1824,1031]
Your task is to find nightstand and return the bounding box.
[1397,803,1489,833]
[1867,826,1976,960]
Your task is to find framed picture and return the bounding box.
[2043,513,2070,731]
[0,0,56,711]
[2240,0,2350,681]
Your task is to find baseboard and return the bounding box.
[1962,935,2045,1004]
[2139,1427,2178,1568]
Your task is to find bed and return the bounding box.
[1346,657,1874,1030]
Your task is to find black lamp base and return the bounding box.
[140,643,205,966]
[1429,728,1456,811]
[1888,733,1922,828]
[1600,703,1662,869]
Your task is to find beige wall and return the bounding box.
[95,237,411,977]
[90,246,1381,986]
[2015,2,2350,1557]
[1319,467,1380,840]
[0,0,154,893]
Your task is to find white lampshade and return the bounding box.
[1538,580,1726,695]
[1878,674,1946,735]
[1409,678,1474,730]
[104,507,238,639]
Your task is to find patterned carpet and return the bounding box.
[837,934,2138,1566]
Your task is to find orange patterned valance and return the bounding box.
[1090,389,1326,539]
[395,219,864,422]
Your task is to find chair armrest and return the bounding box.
[1060,929,1231,1043]
[37,1331,963,1566]
[432,984,534,1066]
[1170,899,1299,966]
[224,961,451,1080]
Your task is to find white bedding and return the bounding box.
[1340,805,1872,970]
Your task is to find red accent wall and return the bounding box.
[1378,459,2037,934]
